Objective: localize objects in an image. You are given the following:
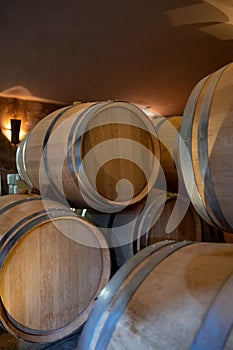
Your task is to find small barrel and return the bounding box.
[0,194,110,343]
[78,241,233,350]
[16,101,160,210]
[179,62,233,232]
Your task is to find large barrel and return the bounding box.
[78,241,233,350]
[16,101,160,210]
[0,194,110,343]
[80,189,203,270]
[179,62,233,232]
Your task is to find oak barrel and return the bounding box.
[151,116,182,193]
[16,101,160,210]
[79,189,203,269]
[223,231,233,243]
[78,241,233,350]
[179,62,233,232]
[135,189,202,249]
[16,133,34,190]
[0,194,110,343]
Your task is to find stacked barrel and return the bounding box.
[78,241,233,350]
[0,63,232,348]
[15,101,160,209]
[0,194,110,343]
[77,63,233,349]
[1,101,160,344]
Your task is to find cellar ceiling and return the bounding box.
[0,0,233,116]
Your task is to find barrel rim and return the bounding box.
[0,199,111,343]
[179,63,233,232]
[72,101,160,208]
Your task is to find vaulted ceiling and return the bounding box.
[0,0,233,116]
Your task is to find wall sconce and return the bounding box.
[10,119,21,145]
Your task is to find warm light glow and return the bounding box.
[1,128,12,143]
[166,0,233,41]
[19,129,26,141]
[0,112,26,143]
[136,104,162,118]
[0,85,67,105]
[1,116,11,142]
[1,126,26,143]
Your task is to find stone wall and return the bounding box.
[0,96,68,195]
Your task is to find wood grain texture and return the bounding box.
[152,116,182,193]
[0,194,110,343]
[16,133,34,189]
[16,101,160,209]
[223,231,233,244]
[79,188,204,270]
[144,191,201,245]
[78,241,233,350]
[180,62,233,232]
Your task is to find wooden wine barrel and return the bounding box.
[0,194,110,343]
[78,241,233,350]
[16,101,160,210]
[223,231,233,243]
[151,116,182,193]
[16,133,34,189]
[179,62,233,232]
[78,201,145,273]
[195,225,233,244]
[133,189,202,250]
[79,189,203,270]
[135,189,228,247]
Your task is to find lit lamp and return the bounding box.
[10,119,21,145]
